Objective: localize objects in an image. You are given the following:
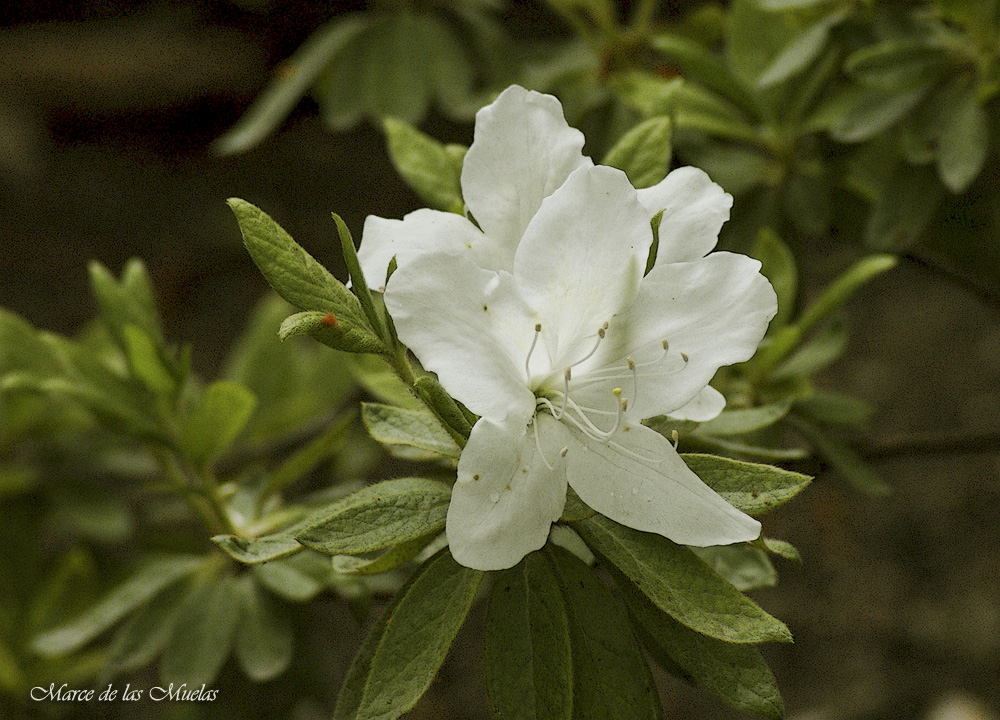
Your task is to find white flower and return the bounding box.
[359,86,778,571]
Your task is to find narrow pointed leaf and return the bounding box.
[547,545,663,720]
[753,228,798,328]
[354,550,482,720]
[32,555,203,656]
[681,454,811,515]
[105,580,192,674]
[212,529,304,565]
[485,552,573,720]
[279,310,386,354]
[576,515,792,644]
[787,414,891,495]
[617,576,784,719]
[332,531,438,576]
[694,400,792,437]
[771,319,847,380]
[691,545,778,591]
[296,478,451,555]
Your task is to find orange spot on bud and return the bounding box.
[321,313,337,327]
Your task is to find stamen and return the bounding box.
[567,324,607,369]
[557,367,571,419]
[533,418,555,471]
[670,429,679,449]
[560,446,569,457]
[525,323,542,380]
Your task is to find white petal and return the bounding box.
[462,86,592,261]
[383,251,536,423]
[564,421,760,546]
[448,414,570,571]
[637,166,733,265]
[669,385,726,422]
[514,165,652,364]
[357,210,492,290]
[574,252,777,420]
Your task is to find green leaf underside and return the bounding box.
[362,402,462,458]
[617,575,784,719]
[575,515,792,644]
[485,552,573,720]
[690,545,778,592]
[32,555,203,656]
[252,559,323,602]
[296,478,451,555]
[160,575,241,688]
[349,550,482,720]
[682,454,811,515]
[279,310,386,355]
[332,531,438,576]
[212,529,304,565]
[547,545,663,720]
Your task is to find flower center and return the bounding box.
[527,322,688,447]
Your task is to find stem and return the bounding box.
[154,449,238,536]
[630,0,659,34]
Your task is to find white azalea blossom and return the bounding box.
[358,86,778,571]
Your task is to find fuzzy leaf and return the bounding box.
[361,402,461,458]
[682,453,811,515]
[485,552,573,720]
[576,515,792,644]
[296,478,451,555]
[691,545,778,591]
[279,310,386,355]
[618,576,784,719]
[547,545,663,720]
[353,550,482,720]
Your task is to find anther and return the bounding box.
[525,323,542,380]
[560,446,569,457]
[670,429,679,449]
[680,352,689,363]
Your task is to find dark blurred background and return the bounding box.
[2,2,998,719]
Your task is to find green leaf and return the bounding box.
[694,400,792,437]
[361,402,461,458]
[279,309,386,355]
[576,515,792,644]
[650,33,764,120]
[936,81,990,192]
[160,575,242,688]
[332,212,385,336]
[601,117,673,189]
[105,580,191,675]
[617,576,784,719]
[759,536,801,562]
[753,228,798,328]
[771,319,847,380]
[794,390,876,427]
[296,478,451,556]
[332,531,438,576]
[383,117,465,213]
[353,549,482,720]
[121,325,176,396]
[32,555,203,656]
[865,163,943,249]
[844,38,952,92]
[757,9,846,88]
[690,545,778,591]
[485,552,573,720]
[546,545,663,720]
[234,576,294,682]
[348,353,423,410]
[252,557,324,602]
[180,380,257,468]
[88,259,164,350]
[413,375,474,442]
[796,255,897,334]
[682,453,811,515]
[212,529,304,565]
[830,87,928,143]
[213,15,369,154]
[228,199,383,352]
[787,414,892,495]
